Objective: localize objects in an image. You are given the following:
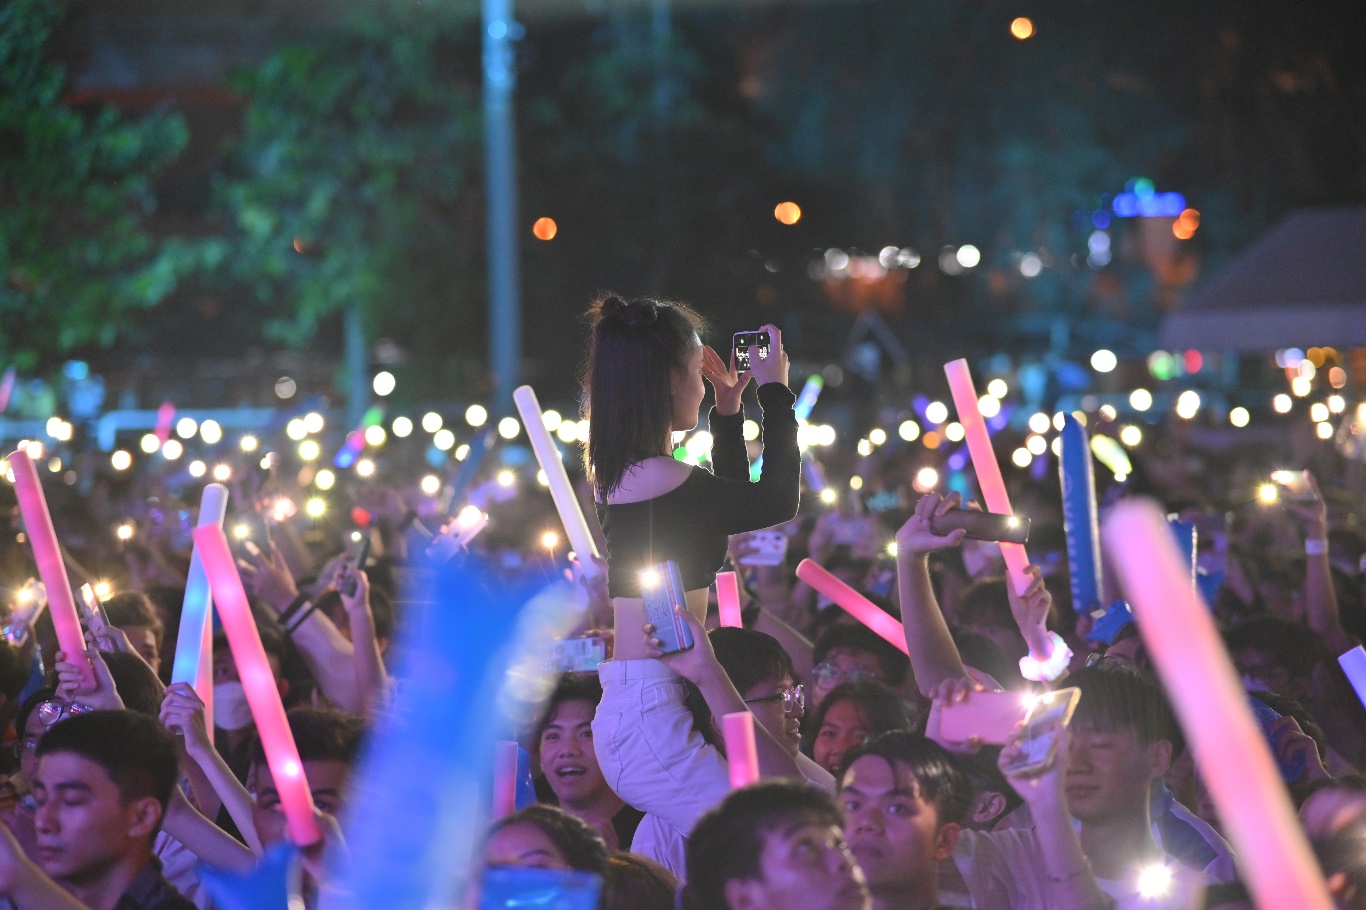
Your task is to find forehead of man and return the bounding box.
[841,754,924,803]
[35,751,123,802]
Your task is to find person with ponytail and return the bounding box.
[582,294,803,840]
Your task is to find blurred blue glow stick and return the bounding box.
[793,375,823,422]
[171,483,228,730]
[1060,415,1103,615]
[333,406,385,469]
[1169,518,1197,591]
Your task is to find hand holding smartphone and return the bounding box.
[929,507,1031,545]
[341,534,371,597]
[1000,687,1081,778]
[732,331,770,373]
[938,690,1030,746]
[1269,469,1320,503]
[639,560,695,654]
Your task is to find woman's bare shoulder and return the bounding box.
[605,457,696,505]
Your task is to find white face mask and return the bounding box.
[213,682,255,731]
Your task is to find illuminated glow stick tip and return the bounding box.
[716,571,743,628]
[513,386,602,578]
[722,712,759,789]
[795,559,908,656]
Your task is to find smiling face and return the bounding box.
[814,699,875,776]
[671,338,706,434]
[726,815,870,910]
[539,699,611,808]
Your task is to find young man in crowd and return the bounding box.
[533,675,643,850]
[103,593,166,677]
[685,781,871,910]
[810,624,913,709]
[627,625,827,881]
[0,710,194,910]
[837,731,971,910]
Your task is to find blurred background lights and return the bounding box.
[212,464,232,482]
[275,377,298,399]
[819,488,837,504]
[356,458,376,477]
[913,467,939,490]
[1120,425,1143,447]
[1010,16,1034,39]
[541,531,560,549]
[420,474,441,496]
[955,244,981,268]
[433,429,456,450]
[373,371,396,396]
[556,421,578,443]
[856,439,873,457]
[1090,349,1118,373]
[497,417,521,439]
[315,469,336,490]
[1229,407,1250,427]
[898,420,921,442]
[305,497,326,517]
[286,419,307,440]
[925,401,949,424]
[1316,422,1335,440]
[161,439,184,460]
[1028,412,1051,434]
[110,450,132,471]
[392,416,413,437]
[176,417,198,439]
[1329,367,1347,388]
[1019,253,1042,277]
[1052,412,1067,431]
[364,425,387,446]
[532,217,557,240]
[140,433,160,454]
[1011,447,1032,467]
[1129,389,1153,412]
[200,420,222,444]
[1273,394,1292,413]
[742,419,760,441]
[1291,376,1312,397]
[541,409,562,432]
[1328,395,1346,414]
[849,475,864,490]
[773,202,802,225]
[497,469,516,487]
[422,412,443,433]
[1310,402,1329,423]
[466,404,488,427]
[537,470,549,487]
[978,395,1001,418]
[944,422,965,442]
[299,440,321,461]
[188,460,207,478]
[1026,434,1047,455]
[868,428,887,446]
[304,412,325,434]
[1172,208,1200,240]
[455,444,470,461]
[117,524,135,541]
[1175,390,1201,419]
[986,378,1009,399]
[1137,865,1173,900]
[240,435,259,452]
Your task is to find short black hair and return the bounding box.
[812,624,909,687]
[37,710,178,812]
[484,803,609,874]
[686,782,845,910]
[837,731,973,826]
[801,680,914,762]
[711,628,796,697]
[101,651,165,718]
[103,592,165,647]
[1224,615,1323,680]
[250,706,365,767]
[1069,658,1185,756]
[534,674,603,742]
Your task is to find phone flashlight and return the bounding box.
[1136,864,1173,899]
[639,568,661,588]
[1256,483,1279,504]
[542,531,560,550]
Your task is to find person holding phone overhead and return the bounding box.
[580,295,803,838]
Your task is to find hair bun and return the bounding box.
[600,295,658,329]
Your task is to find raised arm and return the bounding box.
[895,493,970,694]
[1291,473,1357,654]
[339,568,390,718]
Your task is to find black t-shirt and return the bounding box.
[598,383,801,598]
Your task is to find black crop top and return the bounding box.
[598,382,801,598]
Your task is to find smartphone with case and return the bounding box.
[639,560,695,654]
[552,636,607,673]
[1000,687,1082,778]
[930,507,1031,545]
[1270,470,1319,503]
[479,867,601,910]
[732,331,771,373]
[341,534,371,597]
[938,690,1029,746]
[738,531,788,567]
[77,584,111,629]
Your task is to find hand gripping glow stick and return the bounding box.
[944,360,1031,596]
[171,483,228,733]
[513,386,602,579]
[492,741,520,819]
[8,449,92,689]
[722,712,759,789]
[796,559,908,656]
[193,525,322,846]
[1338,647,1366,710]
[1059,415,1103,614]
[716,571,743,628]
[1103,500,1333,910]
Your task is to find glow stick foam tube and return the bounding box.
[1338,647,1366,709]
[193,525,321,846]
[492,741,520,819]
[716,571,743,628]
[154,401,175,443]
[513,386,602,578]
[722,712,759,789]
[1103,500,1332,910]
[8,449,91,688]
[171,483,228,732]
[796,559,908,655]
[1059,415,1103,614]
[944,360,1031,595]
[1169,518,1197,591]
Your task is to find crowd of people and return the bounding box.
[0,293,1364,909]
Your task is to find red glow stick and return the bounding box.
[1103,499,1332,910]
[154,401,176,443]
[944,359,1031,596]
[795,559,908,656]
[192,525,321,846]
[492,741,519,819]
[716,571,742,628]
[722,712,759,789]
[7,449,92,689]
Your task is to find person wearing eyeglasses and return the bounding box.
[809,624,913,710]
[631,627,831,883]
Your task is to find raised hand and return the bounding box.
[55,649,124,711]
[748,323,789,388]
[160,683,214,759]
[643,607,716,686]
[702,344,751,416]
[240,541,301,614]
[896,492,969,557]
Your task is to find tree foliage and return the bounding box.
[0,0,199,371]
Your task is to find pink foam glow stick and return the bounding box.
[193,525,321,846]
[1103,500,1332,910]
[8,449,92,689]
[154,401,176,443]
[944,359,1031,596]
[716,571,743,628]
[796,559,908,656]
[722,712,759,789]
[492,741,520,819]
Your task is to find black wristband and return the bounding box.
[276,592,310,628]
[285,599,323,635]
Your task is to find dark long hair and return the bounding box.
[799,679,913,760]
[582,294,704,500]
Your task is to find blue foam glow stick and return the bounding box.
[1169,518,1198,591]
[793,375,823,422]
[171,483,228,729]
[1060,415,1103,614]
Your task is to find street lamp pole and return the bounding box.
[483,0,521,413]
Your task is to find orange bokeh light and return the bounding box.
[1010,17,1035,39]
[922,431,942,450]
[532,217,558,241]
[774,202,802,225]
[1172,208,1200,240]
